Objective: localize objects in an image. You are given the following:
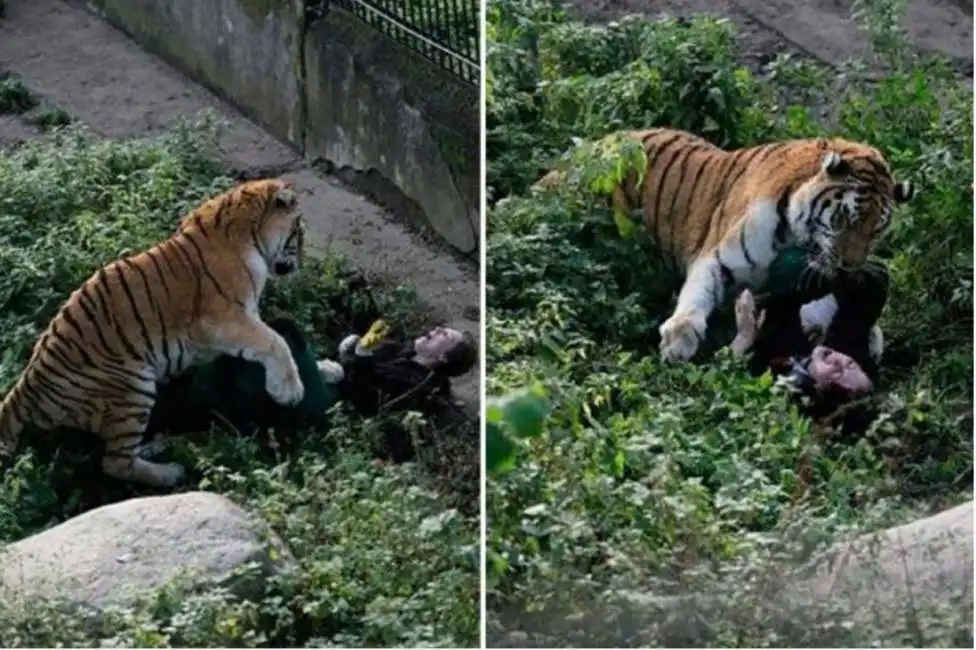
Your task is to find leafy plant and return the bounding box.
[0,73,36,114]
[26,103,72,130]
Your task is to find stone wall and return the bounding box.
[90,0,480,255]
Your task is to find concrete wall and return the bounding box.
[90,0,479,255]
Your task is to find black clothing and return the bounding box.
[338,340,452,417]
[748,261,889,385]
[747,261,889,434]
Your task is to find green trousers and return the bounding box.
[148,317,342,435]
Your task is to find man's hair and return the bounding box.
[437,331,478,377]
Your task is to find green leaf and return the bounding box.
[611,450,626,478]
[501,390,552,439]
[486,422,518,476]
[612,208,635,238]
[486,403,505,425]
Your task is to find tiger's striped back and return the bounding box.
[557,127,911,279]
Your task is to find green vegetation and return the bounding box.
[0,117,478,647]
[0,73,37,114]
[485,0,972,646]
[26,103,73,130]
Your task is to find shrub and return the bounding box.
[26,103,72,130]
[0,116,478,647]
[0,73,36,114]
[485,0,972,646]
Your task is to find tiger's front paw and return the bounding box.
[659,310,706,363]
[266,360,305,406]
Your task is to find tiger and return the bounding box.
[0,178,307,487]
[533,127,915,363]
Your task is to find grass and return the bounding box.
[0,116,479,647]
[484,0,972,646]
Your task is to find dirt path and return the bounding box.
[0,0,480,408]
[562,0,973,78]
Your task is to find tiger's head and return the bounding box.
[183,178,306,278]
[792,141,914,274]
[249,179,305,278]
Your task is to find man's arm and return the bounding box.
[729,289,766,359]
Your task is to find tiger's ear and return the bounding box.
[273,184,297,210]
[893,180,915,203]
[821,151,851,176]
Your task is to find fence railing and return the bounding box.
[332,0,480,86]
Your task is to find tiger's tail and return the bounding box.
[0,375,30,464]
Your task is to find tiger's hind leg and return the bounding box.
[102,428,186,487]
[137,433,169,460]
[98,400,185,487]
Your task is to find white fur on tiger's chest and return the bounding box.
[244,249,270,313]
[711,199,783,289]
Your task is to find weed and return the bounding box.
[26,103,72,130]
[0,73,36,114]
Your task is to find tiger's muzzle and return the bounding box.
[272,219,304,277]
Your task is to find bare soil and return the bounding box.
[562,0,973,78]
[0,0,480,409]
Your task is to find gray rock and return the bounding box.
[490,501,975,647]
[794,501,973,613]
[0,491,289,613]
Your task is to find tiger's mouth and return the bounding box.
[270,220,304,277]
[805,242,839,277]
[273,260,298,276]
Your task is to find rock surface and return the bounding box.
[795,500,973,615]
[562,0,973,80]
[490,501,975,647]
[0,491,288,612]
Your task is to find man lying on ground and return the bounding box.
[146,318,477,456]
[316,318,477,416]
[729,257,889,433]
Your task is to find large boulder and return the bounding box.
[792,500,972,623]
[0,491,289,613]
[490,501,974,647]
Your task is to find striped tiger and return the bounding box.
[0,178,306,486]
[534,128,915,363]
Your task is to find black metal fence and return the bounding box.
[332,0,480,86]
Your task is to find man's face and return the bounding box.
[807,345,873,394]
[413,326,464,367]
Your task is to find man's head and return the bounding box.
[413,327,478,377]
[791,345,873,395]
